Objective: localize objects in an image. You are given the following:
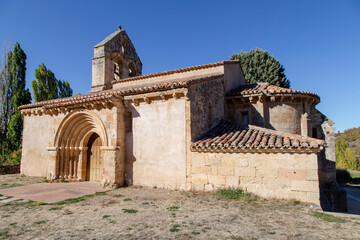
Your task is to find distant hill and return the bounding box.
[335,126,360,170]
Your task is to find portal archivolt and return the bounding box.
[53,111,108,180]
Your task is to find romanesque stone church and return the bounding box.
[19,28,346,210]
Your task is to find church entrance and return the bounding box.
[86,133,103,181]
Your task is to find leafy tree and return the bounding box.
[8,43,31,151]
[57,79,73,98]
[335,139,359,170]
[231,48,290,88]
[0,42,31,162]
[32,63,73,102]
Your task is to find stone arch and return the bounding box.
[54,111,108,180]
[127,60,137,77]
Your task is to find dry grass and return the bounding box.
[0,174,359,239]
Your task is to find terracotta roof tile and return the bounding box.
[227,82,319,99]
[112,60,239,84]
[191,120,326,151]
[19,74,224,110]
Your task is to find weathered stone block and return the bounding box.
[306,169,319,181]
[234,167,256,177]
[291,180,319,192]
[225,176,239,187]
[204,184,214,191]
[278,168,306,180]
[208,175,226,185]
[192,174,208,184]
[218,166,234,176]
[256,169,277,179]
[192,183,205,191]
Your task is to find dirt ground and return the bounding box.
[0,174,360,240]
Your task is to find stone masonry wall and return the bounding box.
[191,151,320,204]
[188,77,225,141]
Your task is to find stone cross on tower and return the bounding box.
[91,27,142,92]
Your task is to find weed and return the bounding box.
[170,224,180,232]
[2,215,10,218]
[142,202,149,205]
[9,222,17,226]
[312,211,347,223]
[109,220,116,224]
[123,198,132,202]
[122,209,138,213]
[191,231,200,235]
[268,231,276,235]
[127,228,132,230]
[37,200,46,206]
[229,236,244,240]
[289,199,301,205]
[113,194,124,198]
[216,188,258,202]
[95,192,107,196]
[0,230,9,238]
[53,196,87,205]
[102,215,110,219]
[167,206,180,211]
[49,207,62,211]
[34,220,47,225]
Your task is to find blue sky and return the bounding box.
[0,0,359,132]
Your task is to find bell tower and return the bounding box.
[91,26,142,92]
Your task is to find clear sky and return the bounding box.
[0,0,359,132]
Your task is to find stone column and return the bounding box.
[78,147,88,181]
[46,147,58,180]
[101,146,124,187]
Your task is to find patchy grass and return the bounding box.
[312,211,347,223]
[122,209,138,214]
[169,224,180,232]
[112,194,124,198]
[167,206,180,211]
[102,215,110,219]
[48,207,62,211]
[123,198,132,202]
[0,183,23,189]
[0,230,9,238]
[34,220,47,225]
[216,188,258,202]
[142,202,149,205]
[51,191,107,206]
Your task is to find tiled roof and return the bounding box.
[191,120,326,151]
[227,82,319,99]
[112,60,239,84]
[19,74,224,110]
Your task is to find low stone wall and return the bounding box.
[190,151,320,204]
[0,164,20,175]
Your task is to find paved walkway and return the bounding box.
[0,182,106,203]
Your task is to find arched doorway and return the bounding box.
[53,111,108,180]
[86,133,102,181]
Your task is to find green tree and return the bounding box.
[32,63,73,102]
[231,48,290,88]
[0,42,31,160]
[335,139,359,170]
[8,43,31,151]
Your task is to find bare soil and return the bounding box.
[1,174,360,240]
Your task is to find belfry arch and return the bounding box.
[53,111,108,181]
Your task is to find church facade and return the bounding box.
[19,28,345,208]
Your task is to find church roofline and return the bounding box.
[226,82,320,101]
[111,60,240,85]
[191,119,326,152]
[18,73,224,111]
[94,27,125,48]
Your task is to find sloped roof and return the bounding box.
[112,60,239,84]
[19,74,224,110]
[227,82,319,99]
[191,120,326,151]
